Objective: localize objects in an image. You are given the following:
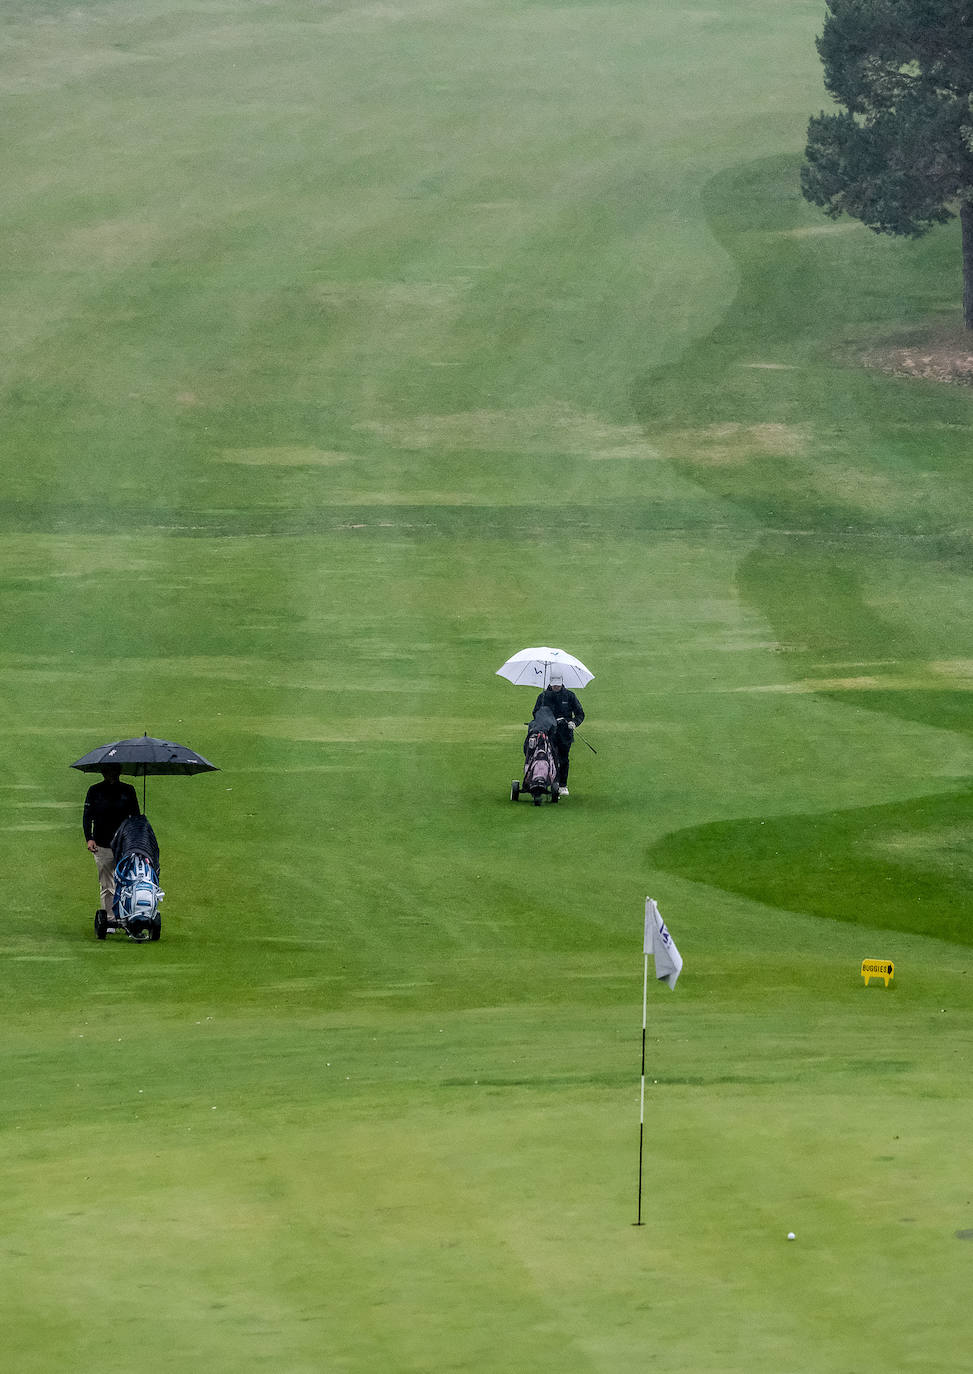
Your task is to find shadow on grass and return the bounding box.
[631,152,973,539]
[648,786,973,945]
[634,154,973,946]
[737,533,973,739]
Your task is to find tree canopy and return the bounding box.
[802,0,973,325]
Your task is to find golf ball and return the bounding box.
[787,1232,796,1241]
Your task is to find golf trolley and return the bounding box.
[511,705,561,806]
[95,854,164,942]
[94,814,164,942]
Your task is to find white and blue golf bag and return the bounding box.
[112,853,164,941]
[106,815,164,942]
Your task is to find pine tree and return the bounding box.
[802,0,973,327]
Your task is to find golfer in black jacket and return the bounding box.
[533,671,585,795]
[82,765,140,916]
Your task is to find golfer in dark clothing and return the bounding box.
[83,766,140,915]
[533,671,585,794]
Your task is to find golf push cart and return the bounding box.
[511,704,561,806]
[95,815,164,943]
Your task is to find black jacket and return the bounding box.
[533,686,584,747]
[83,779,140,848]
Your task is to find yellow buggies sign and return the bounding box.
[861,959,894,987]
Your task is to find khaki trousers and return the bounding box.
[91,844,116,913]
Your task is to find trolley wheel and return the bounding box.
[149,916,162,942]
[551,786,560,804]
[94,910,108,940]
[511,780,520,801]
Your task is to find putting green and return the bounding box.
[2,2,973,1371]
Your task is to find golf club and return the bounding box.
[575,729,597,754]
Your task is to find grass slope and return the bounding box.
[2,2,973,1371]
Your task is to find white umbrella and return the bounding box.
[495,646,594,690]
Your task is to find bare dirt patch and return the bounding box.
[860,331,973,385]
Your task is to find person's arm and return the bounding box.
[572,693,585,725]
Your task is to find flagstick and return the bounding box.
[635,951,648,1226]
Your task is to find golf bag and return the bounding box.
[97,815,164,941]
[511,704,560,805]
[112,854,164,940]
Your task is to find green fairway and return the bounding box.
[2,1,973,1370]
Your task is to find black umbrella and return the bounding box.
[70,734,219,808]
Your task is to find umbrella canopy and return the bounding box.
[496,647,594,690]
[70,736,219,777]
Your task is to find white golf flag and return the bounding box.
[643,898,683,990]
